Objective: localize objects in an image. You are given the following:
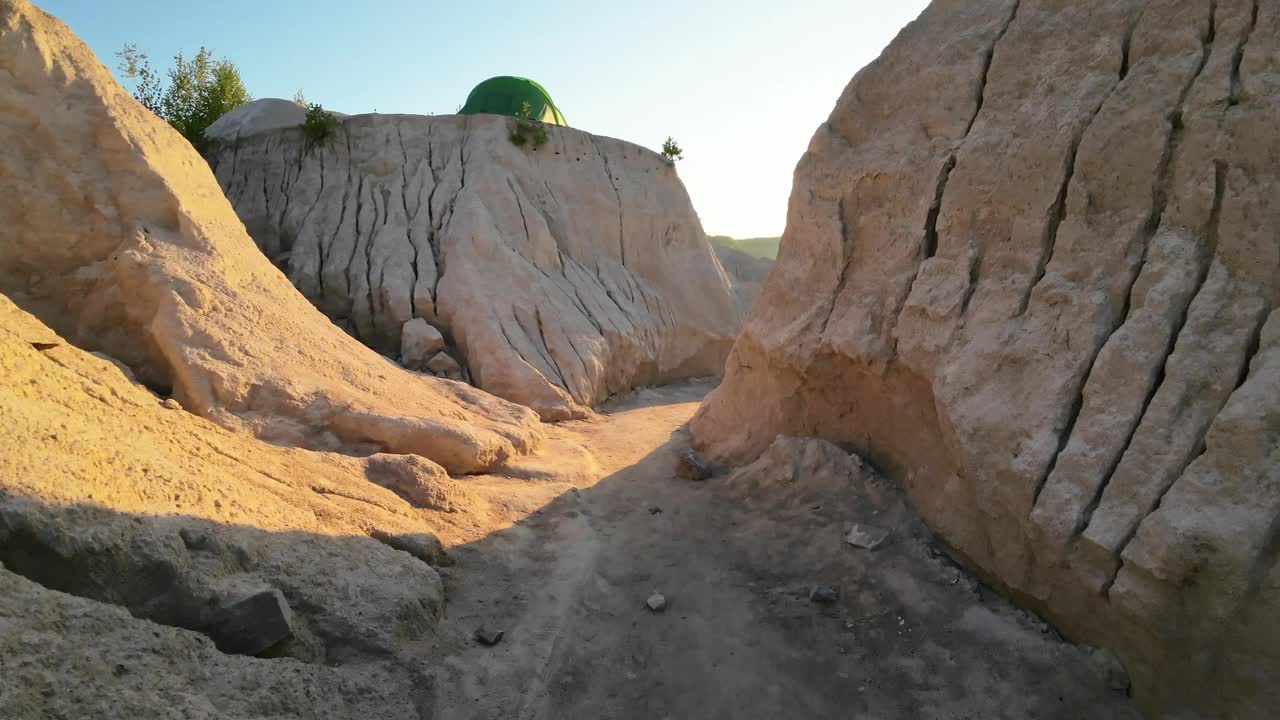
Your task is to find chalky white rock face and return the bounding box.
[0,0,541,473]
[691,0,1280,717]
[205,97,349,144]
[208,102,742,419]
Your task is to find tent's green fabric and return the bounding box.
[459,76,568,126]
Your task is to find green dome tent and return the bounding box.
[459,76,567,126]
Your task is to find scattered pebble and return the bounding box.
[161,398,181,410]
[474,627,504,646]
[646,592,667,612]
[1091,647,1131,693]
[809,586,839,604]
[845,524,889,551]
[675,448,712,481]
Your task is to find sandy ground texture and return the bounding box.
[0,290,1134,718]
[420,381,1138,720]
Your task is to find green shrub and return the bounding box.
[301,103,340,151]
[509,103,549,150]
[661,136,683,162]
[116,43,250,154]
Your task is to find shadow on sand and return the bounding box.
[0,386,1138,719]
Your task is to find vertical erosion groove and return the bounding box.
[432,119,467,311]
[1228,0,1259,106]
[817,196,853,339]
[1101,160,1231,597]
[1117,3,1146,81]
[395,122,419,321]
[588,135,625,266]
[495,319,530,372]
[922,156,957,260]
[533,305,568,391]
[363,177,378,343]
[890,0,1022,343]
[558,254,603,334]
[421,121,441,315]
[508,178,532,247]
[1030,0,1219,511]
[1234,307,1267,392]
[1016,3,1142,321]
[968,0,1022,136]
[276,140,293,237]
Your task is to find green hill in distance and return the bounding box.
[707,234,781,260]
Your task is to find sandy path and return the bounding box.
[421,381,1138,719]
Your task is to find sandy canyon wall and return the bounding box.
[0,1,536,715]
[692,0,1280,716]
[0,2,544,475]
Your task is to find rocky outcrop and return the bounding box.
[207,100,742,419]
[0,0,540,473]
[692,0,1280,717]
[0,291,454,712]
[714,244,773,313]
[205,97,349,144]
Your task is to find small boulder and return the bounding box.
[675,448,712,481]
[209,587,295,656]
[426,351,462,377]
[400,319,446,370]
[161,398,181,410]
[364,453,472,512]
[371,529,449,566]
[178,527,216,551]
[809,586,839,604]
[474,626,504,646]
[646,592,667,612]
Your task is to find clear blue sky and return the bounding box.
[40,0,927,238]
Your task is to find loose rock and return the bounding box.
[474,627,504,647]
[161,398,181,410]
[371,530,449,566]
[675,448,711,481]
[809,586,839,605]
[426,352,462,377]
[208,587,295,656]
[845,524,890,551]
[400,319,446,370]
[364,454,474,512]
[646,593,667,612]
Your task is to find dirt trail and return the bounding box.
[421,381,1138,719]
